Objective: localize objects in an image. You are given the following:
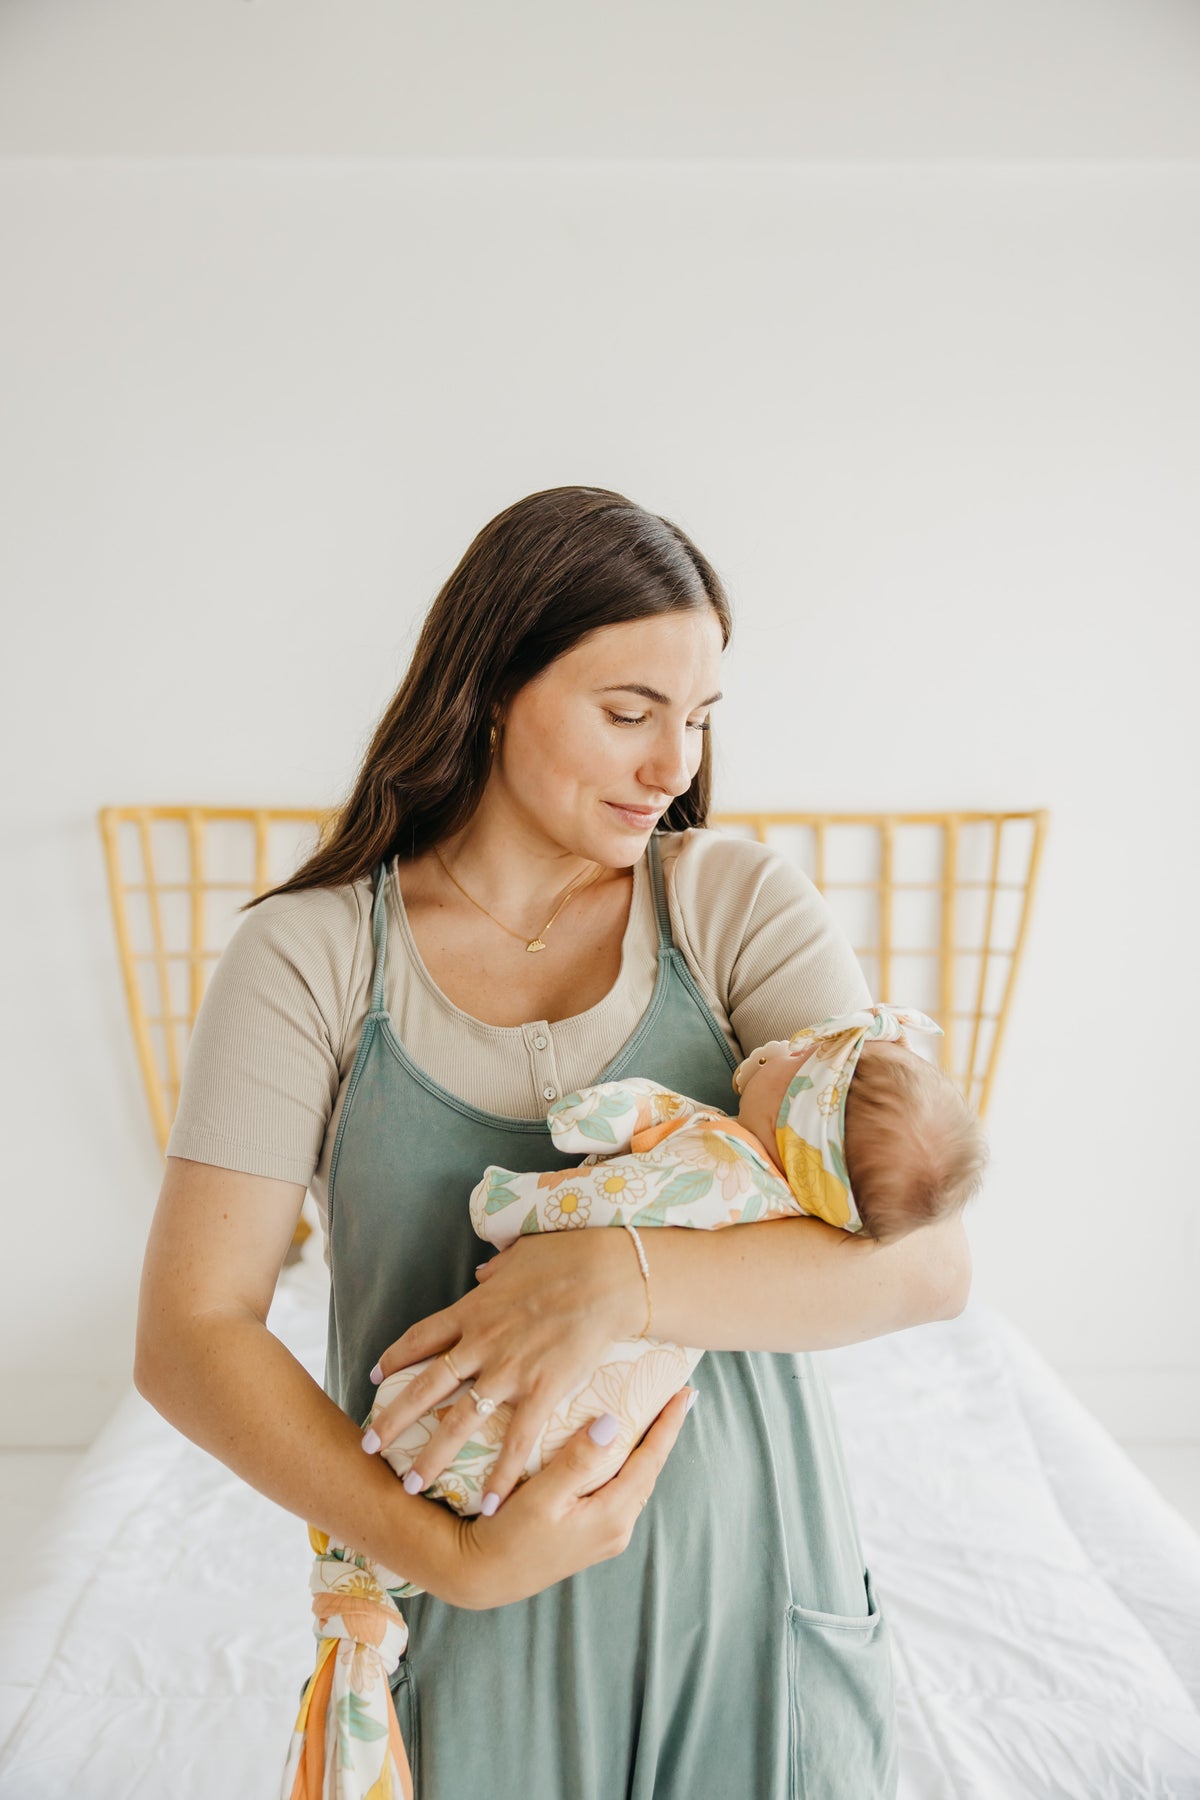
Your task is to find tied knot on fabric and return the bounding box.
[281,1540,414,1800]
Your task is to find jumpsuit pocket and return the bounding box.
[787,1567,898,1800]
[390,1657,421,1791]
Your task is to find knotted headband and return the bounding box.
[774,1004,942,1232]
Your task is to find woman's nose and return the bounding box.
[639,729,695,798]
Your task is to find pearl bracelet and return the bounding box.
[622,1221,653,1339]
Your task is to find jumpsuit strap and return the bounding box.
[369,860,390,1017]
[646,833,674,953]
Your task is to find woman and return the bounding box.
[136,485,970,1799]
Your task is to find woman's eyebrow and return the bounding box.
[595,683,723,707]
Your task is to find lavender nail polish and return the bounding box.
[402,1469,425,1495]
[588,1412,620,1447]
[685,1390,699,1414]
[370,1363,383,1384]
[361,1428,381,1455]
[480,1491,500,1516]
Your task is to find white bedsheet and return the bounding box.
[1,1248,1197,1799]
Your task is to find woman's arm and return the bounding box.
[473,1203,969,1357]
[136,1157,688,1608]
[135,1158,468,1587]
[602,1208,972,1351]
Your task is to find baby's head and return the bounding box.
[733,1006,987,1243]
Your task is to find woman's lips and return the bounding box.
[604,802,661,829]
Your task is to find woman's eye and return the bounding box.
[604,710,712,731]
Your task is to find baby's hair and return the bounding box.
[842,1041,988,1244]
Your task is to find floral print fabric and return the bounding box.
[775,1004,942,1232]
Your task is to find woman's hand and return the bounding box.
[367,1228,647,1508]
[439,1387,696,1610]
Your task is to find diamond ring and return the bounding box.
[469,1388,498,1417]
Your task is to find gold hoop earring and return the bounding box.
[489,723,498,752]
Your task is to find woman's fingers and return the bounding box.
[448,1389,698,1610]
[390,1385,516,1494]
[474,1379,562,1510]
[582,1388,696,1547]
[374,1306,462,1383]
[545,1386,696,1516]
[368,1352,477,1454]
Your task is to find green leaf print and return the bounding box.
[574,1116,619,1144]
[337,1692,388,1764]
[655,1169,715,1210]
[518,1205,541,1235]
[632,1168,713,1227]
[829,1138,848,1186]
[483,1173,524,1215]
[559,1091,636,1145]
[726,1135,770,1169]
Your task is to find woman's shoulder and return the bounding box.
[167,872,381,1184]
[225,872,374,971]
[209,872,378,1053]
[237,870,374,938]
[655,825,870,1033]
[658,825,820,910]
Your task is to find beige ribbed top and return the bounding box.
[166,828,869,1239]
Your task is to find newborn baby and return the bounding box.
[286,1004,986,1800]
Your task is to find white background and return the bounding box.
[1,1,1197,1451]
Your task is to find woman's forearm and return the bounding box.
[608,1211,971,1354]
[134,1306,466,1593]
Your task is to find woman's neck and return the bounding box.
[436,796,623,921]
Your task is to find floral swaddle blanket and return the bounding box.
[282,1076,812,1800]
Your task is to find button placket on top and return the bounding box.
[523,1020,560,1107]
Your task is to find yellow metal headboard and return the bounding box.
[99,805,1047,1157]
[715,810,1047,1117]
[98,806,334,1154]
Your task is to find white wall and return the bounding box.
[2,156,1197,1445]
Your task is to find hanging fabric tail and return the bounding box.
[281,1527,415,1800]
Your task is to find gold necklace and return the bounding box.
[433,845,605,953]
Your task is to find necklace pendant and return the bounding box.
[525,938,547,954]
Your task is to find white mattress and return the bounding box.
[2,1247,1198,1800]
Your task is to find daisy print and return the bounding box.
[594,1165,649,1208]
[546,1186,591,1228]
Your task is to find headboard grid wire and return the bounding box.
[706,810,1046,1118]
[98,805,1047,1160]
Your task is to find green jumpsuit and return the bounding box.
[323,836,899,1799]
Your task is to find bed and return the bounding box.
[1,1237,1198,1798]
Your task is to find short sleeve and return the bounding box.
[164,881,372,1188]
[663,830,871,1056]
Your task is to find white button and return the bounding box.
[543,1085,558,1101]
[533,1034,548,1050]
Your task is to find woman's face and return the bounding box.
[492,606,725,865]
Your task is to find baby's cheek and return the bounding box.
[736,1040,792,1086]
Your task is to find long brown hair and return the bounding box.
[245,485,733,908]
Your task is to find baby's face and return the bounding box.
[734,1040,819,1168]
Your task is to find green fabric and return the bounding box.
[324,833,898,1798]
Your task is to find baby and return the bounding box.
[285,1004,986,1799]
